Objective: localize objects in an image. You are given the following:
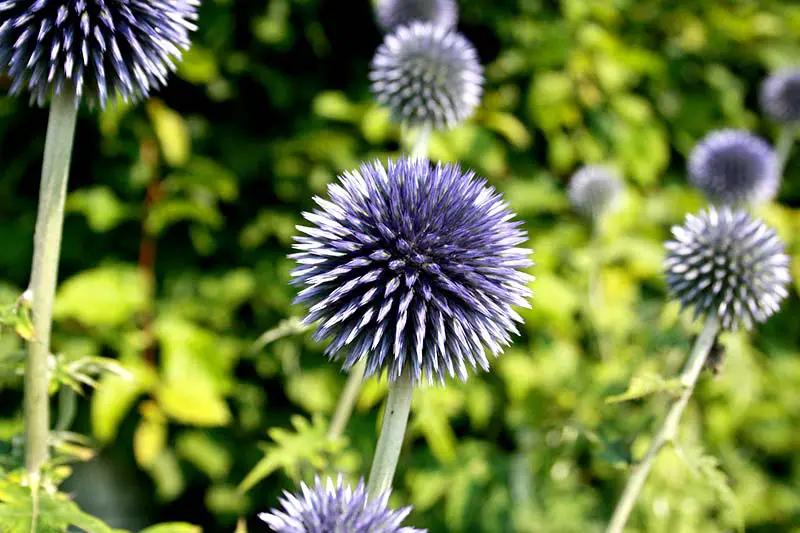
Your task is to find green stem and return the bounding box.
[25,89,78,529]
[605,314,720,533]
[410,122,432,159]
[587,222,608,360]
[775,124,797,177]
[327,360,366,442]
[366,372,414,499]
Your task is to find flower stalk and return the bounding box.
[327,360,367,442]
[366,372,414,499]
[25,88,78,529]
[775,124,797,176]
[605,314,720,533]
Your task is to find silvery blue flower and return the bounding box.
[259,475,425,533]
[760,68,800,124]
[370,21,483,130]
[375,0,458,33]
[290,157,533,384]
[0,0,200,107]
[664,207,790,331]
[687,129,779,206]
[567,164,624,219]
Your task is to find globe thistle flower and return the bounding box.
[760,68,800,124]
[375,0,458,33]
[687,129,779,206]
[370,21,483,130]
[0,0,200,107]
[291,157,533,384]
[259,475,425,533]
[664,207,790,331]
[567,164,624,219]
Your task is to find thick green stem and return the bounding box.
[410,122,432,159]
[605,314,720,533]
[327,360,366,442]
[587,222,609,360]
[366,372,414,499]
[25,90,78,515]
[775,124,797,177]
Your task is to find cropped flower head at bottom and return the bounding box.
[290,157,533,385]
[259,475,425,533]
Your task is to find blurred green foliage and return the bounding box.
[1,0,800,531]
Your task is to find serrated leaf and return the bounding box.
[605,372,683,404]
[0,481,117,533]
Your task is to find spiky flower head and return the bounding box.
[375,0,458,33]
[664,207,790,331]
[760,68,800,124]
[370,21,483,131]
[290,157,533,385]
[259,475,425,533]
[0,0,200,107]
[687,129,779,206]
[567,164,624,219]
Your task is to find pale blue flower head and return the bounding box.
[290,157,533,385]
[760,68,800,124]
[259,475,425,533]
[0,0,199,107]
[375,0,458,33]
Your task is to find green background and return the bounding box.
[1,0,800,531]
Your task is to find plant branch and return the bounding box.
[605,314,720,533]
[25,88,79,531]
[366,372,414,499]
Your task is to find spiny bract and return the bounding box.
[0,0,199,107]
[375,0,458,33]
[687,129,779,206]
[664,207,790,331]
[567,164,624,219]
[760,68,800,124]
[259,475,425,533]
[370,21,483,130]
[290,157,533,385]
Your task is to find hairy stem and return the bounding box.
[327,360,366,442]
[25,89,78,531]
[366,372,414,499]
[606,314,720,533]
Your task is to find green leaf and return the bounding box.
[177,45,219,84]
[54,264,149,328]
[91,361,156,444]
[66,186,133,232]
[605,372,683,404]
[238,415,341,493]
[134,401,168,468]
[0,481,118,533]
[147,99,191,167]
[175,431,232,481]
[140,523,203,533]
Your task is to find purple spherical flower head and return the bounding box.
[259,475,425,533]
[688,129,779,206]
[0,0,199,107]
[567,164,624,219]
[664,207,790,331]
[290,157,533,385]
[375,0,458,33]
[370,21,483,130]
[760,68,800,124]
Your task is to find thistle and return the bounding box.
[567,165,624,220]
[607,207,791,533]
[291,157,533,385]
[0,2,198,523]
[664,207,790,331]
[687,129,779,206]
[0,0,200,107]
[259,475,425,533]
[760,68,800,124]
[375,0,458,33]
[370,21,483,132]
